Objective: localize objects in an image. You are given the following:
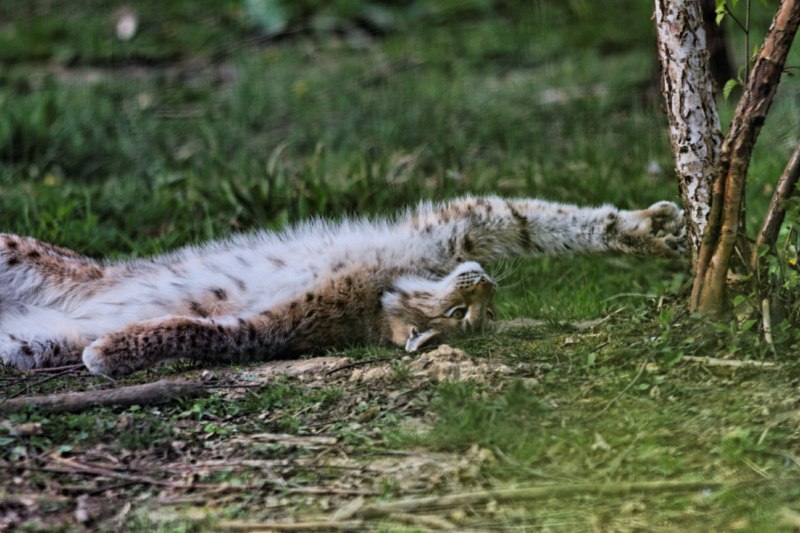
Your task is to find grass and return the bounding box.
[2,0,800,530]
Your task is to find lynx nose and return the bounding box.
[478,274,496,286]
[474,275,497,298]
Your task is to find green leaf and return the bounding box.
[723,78,739,100]
[740,319,757,333]
[715,3,727,25]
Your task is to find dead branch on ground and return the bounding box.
[0,379,208,414]
[356,479,730,517]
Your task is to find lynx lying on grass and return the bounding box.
[0,196,685,377]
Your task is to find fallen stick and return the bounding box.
[682,356,779,369]
[41,455,207,490]
[596,356,649,416]
[215,519,365,531]
[0,379,208,414]
[4,368,84,401]
[325,356,393,376]
[356,479,727,517]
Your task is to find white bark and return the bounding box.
[654,0,723,257]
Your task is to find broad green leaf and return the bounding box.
[740,319,757,333]
[723,78,739,100]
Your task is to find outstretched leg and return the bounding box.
[405,196,686,266]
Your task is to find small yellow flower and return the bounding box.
[264,48,280,63]
[43,173,62,186]
[291,81,309,98]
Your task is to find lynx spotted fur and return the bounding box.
[0,196,685,377]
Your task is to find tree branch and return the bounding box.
[752,142,800,270]
[0,379,208,414]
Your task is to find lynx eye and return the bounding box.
[445,305,467,319]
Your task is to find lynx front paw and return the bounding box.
[82,338,137,378]
[614,201,687,258]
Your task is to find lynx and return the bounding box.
[0,196,685,377]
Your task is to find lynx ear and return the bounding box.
[405,328,440,352]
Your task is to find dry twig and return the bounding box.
[325,356,394,376]
[0,379,208,414]
[682,356,778,369]
[39,455,210,490]
[356,479,728,517]
[1,368,86,402]
[216,519,365,531]
[596,357,649,416]
[29,364,85,374]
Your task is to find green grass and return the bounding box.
[2,1,800,530]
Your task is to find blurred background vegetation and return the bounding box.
[0,0,798,319]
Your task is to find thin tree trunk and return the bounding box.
[654,0,723,259]
[752,142,800,270]
[692,0,800,315]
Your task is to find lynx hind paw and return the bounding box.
[0,334,81,371]
[0,334,36,371]
[620,201,687,258]
[647,201,687,256]
[645,201,685,236]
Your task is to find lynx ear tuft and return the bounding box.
[405,327,440,352]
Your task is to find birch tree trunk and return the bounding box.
[654,0,723,260]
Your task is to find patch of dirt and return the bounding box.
[348,344,514,384]
[408,344,513,383]
[243,356,350,382]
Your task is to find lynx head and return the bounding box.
[381,262,496,352]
